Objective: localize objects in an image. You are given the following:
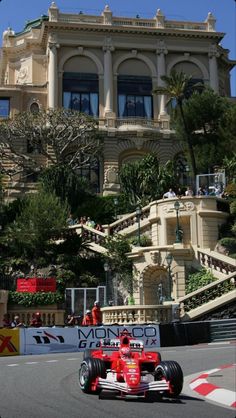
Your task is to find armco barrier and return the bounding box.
[159,321,210,346]
[0,324,160,356]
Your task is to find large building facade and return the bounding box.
[0,2,234,196]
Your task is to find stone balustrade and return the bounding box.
[101,304,173,325]
[7,304,65,327]
[178,272,236,319]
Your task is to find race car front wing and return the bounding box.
[97,377,169,394]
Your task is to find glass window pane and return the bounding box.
[71,93,80,110]
[63,92,71,109]
[0,99,10,118]
[81,94,90,114]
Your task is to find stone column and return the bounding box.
[208,44,219,93]
[103,40,114,116]
[156,40,168,116]
[48,36,59,109]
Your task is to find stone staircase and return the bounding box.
[69,205,236,322]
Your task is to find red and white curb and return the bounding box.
[190,364,236,409]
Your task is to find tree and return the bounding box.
[39,164,93,213]
[0,108,102,178]
[176,89,232,174]
[1,188,68,260]
[104,235,134,296]
[119,154,174,207]
[153,69,202,179]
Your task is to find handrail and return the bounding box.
[197,248,236,274]
[178,271,236,315]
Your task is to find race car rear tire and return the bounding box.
[154,360,183,397]
[79,358,106,394]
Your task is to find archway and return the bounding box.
[140,265,168,305]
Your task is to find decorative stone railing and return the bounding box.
[7,304,65,326]
[99,117,170,130]
[197,249,236,275]
[56,12,210,32]
[109,206,150,236]
[178,272,236,316]
[101,304,172,325]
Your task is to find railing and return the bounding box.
[57,12,209,32]
[109,206,150,236]
[178,272,236,315]
[99,117,170,130]
[102,305,172,325]
[197,249,236,275]
[7,305,65,326]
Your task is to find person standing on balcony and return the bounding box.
[185,186,194,196]
[163,188,176,199]
[92,301,102,326]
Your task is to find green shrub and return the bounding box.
[186,269,216,294]
[225,183,236,198]
[218,237,236,254]
[8,291,64,307]
[129,234,152,247]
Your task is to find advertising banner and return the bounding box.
[0,328,20,356]
[22,324,160,355]
[23,327,79,354]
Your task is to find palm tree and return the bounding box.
[153,69,198,179]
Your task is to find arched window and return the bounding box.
[63,73,99,117]
[117,75,153,118]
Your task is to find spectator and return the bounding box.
[82,310,93,326]
[30,312,42,327]
[92,301,102,326]
[67,213,75,226]
[11,315,25,328]
[163,188,176,199]
[185,186,194,197]
[2,313,11,328]
[65,313,76,326]
[95,223,104,232]
[197,187,205,196]
[176,187,183,198]
[86,217,95,228]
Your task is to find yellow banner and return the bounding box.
[0,328,20,356]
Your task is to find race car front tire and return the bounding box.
[154,360,183,397]
[79,358,106,394]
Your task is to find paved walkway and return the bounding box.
[189,363,236,409]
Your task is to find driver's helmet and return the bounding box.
[121,347,131,358]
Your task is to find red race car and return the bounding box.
[78,330,183,400]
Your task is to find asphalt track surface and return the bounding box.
[0,342,235,418]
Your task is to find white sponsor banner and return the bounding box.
[23,327,79,354]
[77,325,160,351]
[21,325,160,355]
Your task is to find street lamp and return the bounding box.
[135,205,142,246]
[174,200,182,243]
[114,197,118,220]
[166,253,173,301]
[103,262,109,304]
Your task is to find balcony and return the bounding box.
[99,117,170,131]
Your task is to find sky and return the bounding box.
[0,0,235,95]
